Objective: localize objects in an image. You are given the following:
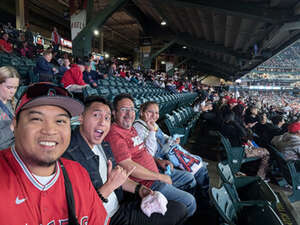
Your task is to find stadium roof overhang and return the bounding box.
[29,0,300,79]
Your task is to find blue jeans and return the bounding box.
[151,169,197,217]
[194,166,209,192]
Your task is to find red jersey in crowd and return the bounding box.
[105,123,159,188]
[0,147,109,225]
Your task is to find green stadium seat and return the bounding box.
[268,145,300,202]
[217,162,279,209]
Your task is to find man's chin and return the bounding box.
[35,159,57,167]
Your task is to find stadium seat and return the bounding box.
[210,184,284,225]
[218,132,260,174]
[268,145,300,202]
[217,162,279,209]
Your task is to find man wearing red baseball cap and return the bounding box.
[271,121,300,161]
[0,82,109,224]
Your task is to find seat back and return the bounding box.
[217,162,235,184]
[210,185,237,225]
[217,132,245,173]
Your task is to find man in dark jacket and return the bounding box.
[34,49,56,81]
[63,96,187,225]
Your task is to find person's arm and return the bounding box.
[118,158,172,184]
[122,178,153,198]
[133,122,157,156]
[0,120,14,150]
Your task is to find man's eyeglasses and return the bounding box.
[119,107,137,113]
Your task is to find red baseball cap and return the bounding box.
[15,82,84,117]
[288,122,300,133]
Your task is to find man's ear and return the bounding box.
[78,114,83,124]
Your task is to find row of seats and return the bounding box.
[83,85,197,118]
[212,133,284,224]
[0,52,36,83]
[164,106,200,145]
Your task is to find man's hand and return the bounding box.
[139,185,154,198]
[156,158,174,170]
[106,160,135,191]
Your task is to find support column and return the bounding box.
[72,0,129,58]
[16,0,25,29]
[100,32,104,54]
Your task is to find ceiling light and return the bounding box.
[161,61,166,64]
[160,20,167,26]
[182,46,187,49]
[105,53,109,58]
[94,30,99,36]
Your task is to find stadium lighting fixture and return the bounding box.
[105,53,110,58]
[160,20,167,26]
[94,29,99,36]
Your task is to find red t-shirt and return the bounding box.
[105,123,159,187]
[0,147,108,225]
[0,39,12,52]
[61,64,87,88]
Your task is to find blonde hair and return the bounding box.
[0,66,20,83]
[0,66,20,108]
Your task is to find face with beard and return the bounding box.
[13,105,71,176]
[114,98,136,130]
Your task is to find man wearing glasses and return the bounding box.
[0,83,108,224]
[106,93,197,218]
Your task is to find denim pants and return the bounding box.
[151,169,197,217]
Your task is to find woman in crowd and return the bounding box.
[220,111,270,180]
[133,101,210,200]
[0,66,20,150]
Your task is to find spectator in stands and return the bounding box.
[98,60,107,74]
[105,93,197,217]
[83,62,98,88]
[89,54,98,71]
[58,58,70,75]
[0,33,13,54]
[34,49,56,82]
[51,27,60,53]
[133,101,210,203]
[108,62,116,76]
[61,57,89,92]
[0,66,19,150]
[24,23,33,46]
[244,106,259,128]
[271,121,300,161]
[221,111,270,179]
[0,82,108,224]
[63,96,188,225]
[20,41,32,58]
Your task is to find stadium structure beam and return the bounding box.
[176,50,239,75]
[167,57,191,76]
[175,33,251,61]
[72,0,129,57]
[144,39,177,69]
[159,0,294,24]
